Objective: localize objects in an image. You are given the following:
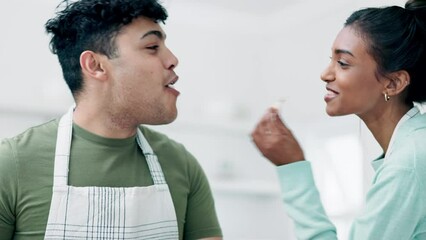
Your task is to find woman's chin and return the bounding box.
[325,107,342,117]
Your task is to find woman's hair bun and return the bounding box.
[405,0,426,35]
[405,0,426,11]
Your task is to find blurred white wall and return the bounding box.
[0,0,405,239]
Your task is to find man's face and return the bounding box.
[104,17,180,126]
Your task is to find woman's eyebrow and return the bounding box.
[334,48,355,57]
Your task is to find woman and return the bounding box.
[252,0,426,239]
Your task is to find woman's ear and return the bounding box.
[80,51,108,81]
[383,70,410,97]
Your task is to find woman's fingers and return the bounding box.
[251,107,305,166]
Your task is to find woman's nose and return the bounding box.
[320,63,334,82]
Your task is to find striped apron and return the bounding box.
[44,107,179,239]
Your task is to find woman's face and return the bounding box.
[321,26,387,118]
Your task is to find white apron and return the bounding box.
[44,107,179,240]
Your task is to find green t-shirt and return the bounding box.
[0,119,222,239]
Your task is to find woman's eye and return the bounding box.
[337,60,349,67]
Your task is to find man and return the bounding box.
[0,0,223,239]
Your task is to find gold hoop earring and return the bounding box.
[384,93,390,102]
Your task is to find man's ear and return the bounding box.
[80,51,108,81]
[383,70,410,97]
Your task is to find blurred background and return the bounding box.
[0,0,405,239]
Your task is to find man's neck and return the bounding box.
[72,104,138,139]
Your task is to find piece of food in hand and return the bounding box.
[271,98,286,111]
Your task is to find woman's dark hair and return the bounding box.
[45,0,168,97]
[344,0,426,104]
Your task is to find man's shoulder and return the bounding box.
[0,119,58,180]
[1,119,58,152]
[138,125,197,163]
[139,125,184,150]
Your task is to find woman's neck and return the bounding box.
[360,104,411,153]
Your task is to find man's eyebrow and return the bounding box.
[334,49,355,57]
[141,30,165,40]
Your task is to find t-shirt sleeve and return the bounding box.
[277,161,338,240]
[0,139,17,238]
[182,151,222,239]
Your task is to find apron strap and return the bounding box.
[53,105,74,187]
[136,129,167,185]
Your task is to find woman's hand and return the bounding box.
[251,107,305,166]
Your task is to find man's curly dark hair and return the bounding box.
[45,0,168,97]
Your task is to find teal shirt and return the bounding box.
[0,119,222,239]
[277,112,426,239]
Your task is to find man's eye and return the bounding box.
[147,45,159,50]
